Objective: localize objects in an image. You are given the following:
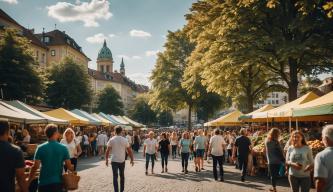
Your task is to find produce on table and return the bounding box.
[307,139,325,156]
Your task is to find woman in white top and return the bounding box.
[60,128,82,171]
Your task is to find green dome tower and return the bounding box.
[97,40,113,73]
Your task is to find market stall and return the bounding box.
[6,100,68,125]
[91,113,113,126]
[71,109,102,126]
[44,108,89,126]
[204,110,243,127]
[99,112,121,125]
[239,104,274,122]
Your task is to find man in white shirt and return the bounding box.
[209,128,226,181]
[314,125,333,192]
[105,126,134,192]
[143,131,158,175]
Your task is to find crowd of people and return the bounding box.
[1,119,333,192]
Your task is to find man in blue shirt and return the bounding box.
[28,124,73,192]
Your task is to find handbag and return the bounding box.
[63,171,80,190]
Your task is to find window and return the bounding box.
[36,51,39,60]
[51,50,56,56]
[276,100,279,104]
[100,65,104,72]
[44,36,50,43]
[272,100,275,104]
[268,100,271,104]
[106,65,110,73]
[41,53,45,63]
[276,93,279,98]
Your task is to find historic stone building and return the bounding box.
[88,41,148,113]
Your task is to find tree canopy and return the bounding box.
[129,94,157,126]
[185,0,333,103]
[0,29,43,103]
[46,57,92,109]
[97,85,124,115]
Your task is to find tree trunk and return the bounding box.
[247,94,254,113]
[288,58,299,101]
[187,104,192,131]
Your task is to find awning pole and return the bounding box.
[296,118,299,130]
[266,117,269,132]
[289,117,291,133]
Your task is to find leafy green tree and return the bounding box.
[97,85,124,115]
[46,57,92,109]
[299,76,322,95]
[185,0,333,102]
[149,30,195,129]
[0,29,43,103]
[129,94,157,125]
[157,111,173,127]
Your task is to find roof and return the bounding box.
[35,30,90,61]
[71,109,102,125]
[0,9,48,50]
[0,9,21,27]
[22,28,48,50]
[88,68,149,93]
[97,40,113,60]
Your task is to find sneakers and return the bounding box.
[220,178,224,182]
[182,169,185,172]
[241,176,245,182]
[185,170,188,174]
[165,168,168,173]
[195,167,198,172]
[145,170,148,175]
[161,169,164,173]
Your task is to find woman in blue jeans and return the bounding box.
[143,131,158,175]
[158,132,170,173]
[179,131,191,174]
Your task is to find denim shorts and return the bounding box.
[196,149,205,157]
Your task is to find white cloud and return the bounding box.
[145,50,160,57]
[86,33,116,44]
[1,0,18,4]
[129,30,151,38]
[117,55,142,60]
[127,73,150,86]
[47,0,112,27]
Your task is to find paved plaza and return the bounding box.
[74,151,314,192]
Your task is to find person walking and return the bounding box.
[82,132,89,157]
[286,130,313,192]
[314,125,333,192]
[170,132,178,159]
[194,129,206,172]
[179,131,191,174]
[60,128,82,171]
[265,128,285,192]
[158,132,170,173]
[28,124,73,192]
[97,131,108,159]
[105,126,134,192]
[232,128,252,182]
[0,120,28,192]
[132,132,140,153]
[208,128,226,181]
[143,131,158,175]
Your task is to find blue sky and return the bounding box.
[0,0,196,86]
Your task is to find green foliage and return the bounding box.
[157,110,173,127]
[185,0,333,102]
[129,94,157,125]
[97,85,124,115]
[149,30,195,112]
[0,29,43,103]
[196,93,230,122]
[46,57,92,109]
[299,76,322,95]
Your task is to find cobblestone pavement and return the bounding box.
[75,152,314,192]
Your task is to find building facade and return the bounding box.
[255,91,289,108]
[89,41,148,113]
